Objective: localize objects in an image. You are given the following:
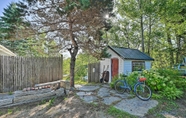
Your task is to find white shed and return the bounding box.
[100,46,154,83]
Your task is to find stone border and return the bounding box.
[0,88,66,108]
[0,80,70,108]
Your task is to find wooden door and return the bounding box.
[111,58,119,78]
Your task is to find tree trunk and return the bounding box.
[176,35,181,64]
[138,0,144,52]
[140,15,145,53]
[68,15,78,88]
[147,0,152,55]
[69,47,78,88]
[167,32,174,67]
[147,16,152,55]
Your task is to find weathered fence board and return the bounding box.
[88,62,100,83]
[0,56,63,93]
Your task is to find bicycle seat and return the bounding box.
[139,77,146,82]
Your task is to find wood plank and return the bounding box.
[35,80,61,87]
[9,56,14,92]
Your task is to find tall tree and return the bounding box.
[108,0,186,68]
[19,0,113,88]
[0,2,54,56]
[155,0,186,66]
[0,2,31,40]
[115,0,148,52]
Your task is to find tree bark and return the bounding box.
[68,16,78,88]
[138,0,145,52]
[140,15,145,53]
[167,32,174,67]
[147,0,152,55]
[147,16,151,55]
[176,35,181,64]
[69,47,78,88]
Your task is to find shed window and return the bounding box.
[132,61,145,71]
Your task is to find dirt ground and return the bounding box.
[0,91,114,118]
[0,90,186,118]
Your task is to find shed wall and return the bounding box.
[145,61,152,70]
[123,60,132,75]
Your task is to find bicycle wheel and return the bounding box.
[114,80,125,94]
[134,83,152,101]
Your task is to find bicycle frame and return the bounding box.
[115,76,152,101]
[119,79,131,91]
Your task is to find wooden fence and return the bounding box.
[88,62,100,83]
[0,56,63,93]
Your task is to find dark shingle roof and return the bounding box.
[108,46,154,61]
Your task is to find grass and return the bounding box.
[8,109,13,114]
[146,99,180,118]
[75,79,88,85]
[39,100,47,105]
[49,97,56,106]
[107,106,137,118]
[8,91,13,95]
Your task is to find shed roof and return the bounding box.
[108,46,154,61]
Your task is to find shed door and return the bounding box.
[111,58,118,78]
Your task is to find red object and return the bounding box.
[139,77,146,82]
[111,58,119,78]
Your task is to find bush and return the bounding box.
[127,69,186,100]
[110,74,126,89]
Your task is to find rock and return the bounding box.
[14,88,52,97]
[14,91,56,103]
[14,94,36,103]
[36,92,56,100]
[75,85,100,91]
[0,99,13,106]
[97,87,110,97]
[79,96,98,103]
[60,80,70,90]
[102,96,121,105]
[114,97,158,117]
[54,88,65,97]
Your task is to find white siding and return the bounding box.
[145,61,152,70]
[108,48,119,58]
[123,60,132,75]
[119,58,123,74]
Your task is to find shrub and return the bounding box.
[127,69,186,100]
[110,74,126,89]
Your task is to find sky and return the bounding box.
[0,0,18,16]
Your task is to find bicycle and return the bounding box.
[114,75,152,101]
